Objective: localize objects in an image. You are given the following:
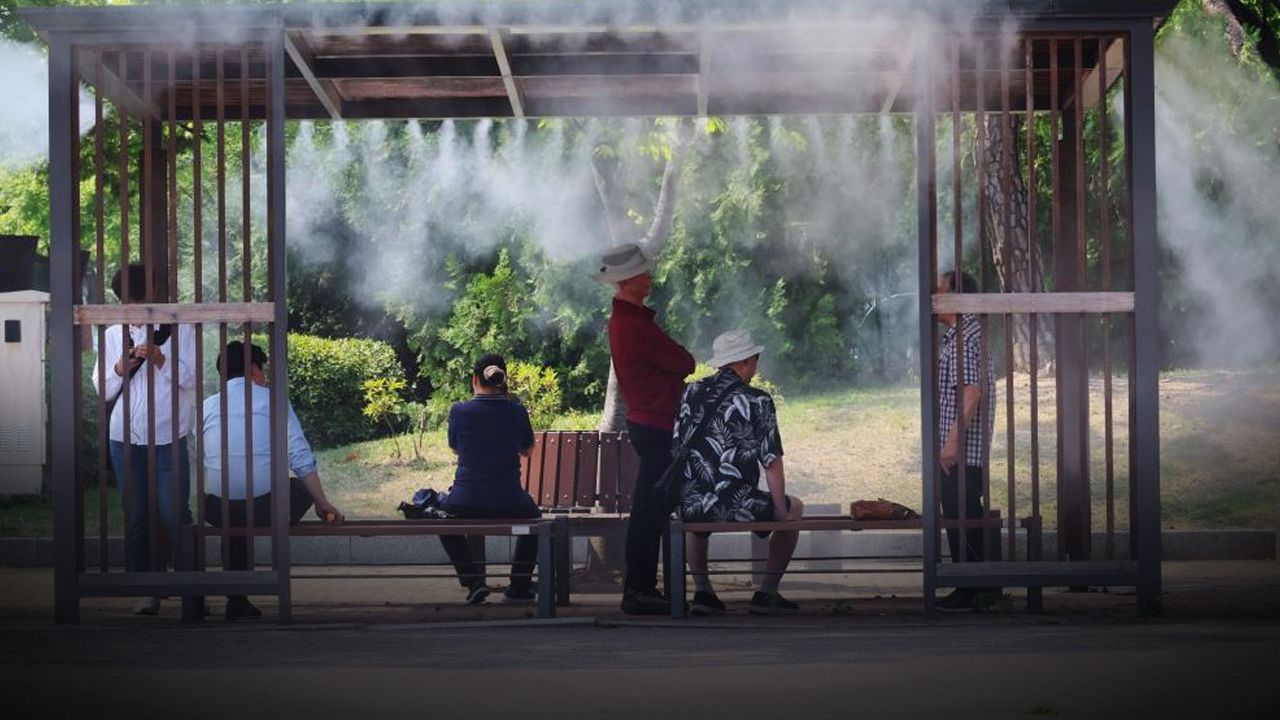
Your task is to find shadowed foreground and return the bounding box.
[1,562,1277,719]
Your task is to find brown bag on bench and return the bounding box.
[851,498,922,521]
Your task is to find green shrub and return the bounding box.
[507,361,562,429]
[287,334,405,448]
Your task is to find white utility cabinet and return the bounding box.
[0,290,49,496]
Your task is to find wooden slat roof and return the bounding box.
[20,1,1178,119]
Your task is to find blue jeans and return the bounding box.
[109,438,192,572]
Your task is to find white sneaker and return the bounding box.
[132,597,161,615]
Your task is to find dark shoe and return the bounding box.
[465,584,492,605]
[225,597,262,621]
[502,587,536,604]
[937,589,977,612]
[621,588,670,616]
[749,591,799,616]
[690,590,727,617]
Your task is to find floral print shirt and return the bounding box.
[672,368,784,522]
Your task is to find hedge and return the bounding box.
[285,334,405,448]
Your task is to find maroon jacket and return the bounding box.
[608,297,696,431]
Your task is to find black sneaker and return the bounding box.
[465,584,492,605]
[620,588,670,615]
[225,597,262,622]
[502,587,536,604]
[690,590,727,617]
[749,591,799,616]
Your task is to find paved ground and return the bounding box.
[1,561,1277,718]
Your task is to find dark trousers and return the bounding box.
[624,421,673,594]
[204,478,313,599]
[940,465,986,564]
[440,502,540,592]
[110,438,191,573]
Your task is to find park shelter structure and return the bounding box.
[22,0,1175,623]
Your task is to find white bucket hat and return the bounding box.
[593,242,657,284]
[706,329,765,368]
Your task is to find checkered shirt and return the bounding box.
[938,314,996,467]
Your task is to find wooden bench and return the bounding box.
[521,430,642,605]
[194,519,560,619]
[667,513,1006,618]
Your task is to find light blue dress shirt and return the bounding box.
[202,377,317,499]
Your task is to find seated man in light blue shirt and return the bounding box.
[203,341,341,620]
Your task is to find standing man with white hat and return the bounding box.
[596,242,696,615]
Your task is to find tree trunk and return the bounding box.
[587,121,689,576]
[981,113,1053,372]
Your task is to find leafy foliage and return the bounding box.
[362,376,407,458]
[288,334,404,448]
[506,360,563,430]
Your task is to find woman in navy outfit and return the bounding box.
[439,354,542,604]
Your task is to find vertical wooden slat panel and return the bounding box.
[167,49,183,571]
[117,51,134,572]
[241,47,255,572]
[950,39,968,563]
[70,47,85,575]
[1000,40,1016,560]
[216,48,231,570]
[141,49,160,572]
[192,47,207,568]
[1099,37,1116,560]
[1025,38,1042,536]
[94,57,109,573]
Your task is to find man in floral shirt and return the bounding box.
[674,330,805,616]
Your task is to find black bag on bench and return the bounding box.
[398,488,453,519]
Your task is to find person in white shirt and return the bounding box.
[202,340,341,621]
[92,264,197,616]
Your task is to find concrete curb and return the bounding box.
[1,528,1274,568]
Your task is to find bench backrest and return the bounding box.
[521,429,638,513]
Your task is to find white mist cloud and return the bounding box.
[0,39,95,171]
[1155,28,1280,367]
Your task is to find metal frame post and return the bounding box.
[669,519,686,619]
[49,32,79,625]
[267,26,293,625]
[554,515,571,607]
[536,522,556,619]
[1126,20,1162,612]
[914,45,939,617]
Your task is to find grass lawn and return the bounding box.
[1,369,1276,535]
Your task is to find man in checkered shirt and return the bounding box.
[936,270,997,610]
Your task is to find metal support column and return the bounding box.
[49,32,79,625]
[1126,21,1163,613]
[267,27,293,624]
[914,47,940,618]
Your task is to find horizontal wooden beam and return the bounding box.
[291,520,549,537]
[936,561,1138,588]
[74,302,276,325]
[284,31,342,119]
[78,570,280,597]
[932,291,1134,315]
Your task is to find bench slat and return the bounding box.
[575,432,600,508]
[617,431,639,513]
[539,431,561,507]
[556,431,580,507]
[525,432,547,501]
[597,432,621,513]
